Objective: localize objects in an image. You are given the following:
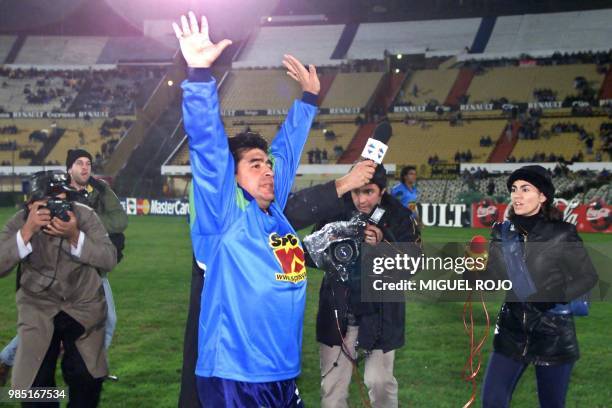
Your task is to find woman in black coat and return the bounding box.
[481,165,598,408]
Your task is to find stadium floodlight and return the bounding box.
[395,68,400,74]
[167,80,174,87]
[397,54,403,60]
[267,16,272,22]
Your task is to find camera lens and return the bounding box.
[333,242,355,263]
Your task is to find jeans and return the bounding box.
[482,352,574,408]
[0,336,18,366]
[101,276,116,350]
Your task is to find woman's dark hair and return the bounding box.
[228,132,269,170]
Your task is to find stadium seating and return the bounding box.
[385,119,504,168]
[233,25,345,68]
[396,69,459,105]
[302,119,357,164]
[219,70,301,111]
[15,36,107,66]
[320,72,383,109]
[511,117,604,162]
[44,119,119,165]
[0,119,46,165]
[220,70,384,112]
[0,75,78,112]
[97,37,176,64]
[169,115,357,165]
[468,64,604,103]
[484,10,612,57]
[0,36,17,63]
[349,19,480,58]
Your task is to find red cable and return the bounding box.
[461,291,490,408]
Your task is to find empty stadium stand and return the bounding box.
[482,10,612,58]
[219,70,301,111]
[15,36,108,66]
[233,25,345,68]
[468,64,604,103]
[349,19,480,58]
[397,69,459,105]
[97,37,176,64]
[0,36,17,63]
[385,119,504,168]
[320,72,383,109]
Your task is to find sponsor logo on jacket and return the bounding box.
[269,233,306,283]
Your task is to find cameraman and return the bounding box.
[0,149,127,385]
[309,164,420,408]
[0,171,116,406]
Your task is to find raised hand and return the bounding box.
[172,11,232,68]
[335,160,377,197]
[282,54,320,95]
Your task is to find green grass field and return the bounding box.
[0,207,610,407]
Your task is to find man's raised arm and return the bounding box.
[270,55,320,209]
[174,12,235,234]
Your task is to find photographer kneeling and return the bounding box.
[0,171,116,407]
[307,164,420,408]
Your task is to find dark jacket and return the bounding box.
[70,177,127,263]
[308,192,420,352]
[486,219,598,365]
[285,181,342,230]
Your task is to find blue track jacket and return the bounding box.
[182,70,317,382]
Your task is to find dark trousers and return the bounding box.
[23,311,104,408]
[178,258,205,408]
[197,376,304,408]
[481,352,574,408]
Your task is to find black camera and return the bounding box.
[324,237,361,281]
[27,170,76,222]
[28,170,73,202]
[42,199,73,222]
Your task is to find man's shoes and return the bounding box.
[105,374,118,382]
[0,361,11,386]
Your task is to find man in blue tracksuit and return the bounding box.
[391,165,420,221]
[173,11,320,406]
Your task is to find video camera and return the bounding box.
[28,170,75,222]
[304,206,387,282]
